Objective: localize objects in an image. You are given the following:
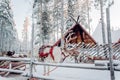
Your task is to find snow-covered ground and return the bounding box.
[0,75,27,80]
[0,63,120,80]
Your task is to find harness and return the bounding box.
[39,46,55,61]
[61,48,69,62]
[39,46,71,62]
[39,52,49,58]
[49,47,54,60]
[61,52,69,62]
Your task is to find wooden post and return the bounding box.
[106,6,115,80]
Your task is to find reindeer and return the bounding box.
[39,45,62,63]
[38,30,81,62]
[38,30,81,76]
[38,16,82,63]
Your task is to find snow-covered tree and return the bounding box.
[94,0,108,44]
[41,0,51,44]
[0,0,18,52]
[33,0,51,46]
[53,0,64,41]
[94,0,107,9]
[32,0,93,47]
[65,0,75,29]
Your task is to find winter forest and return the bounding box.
[0,0,120,80]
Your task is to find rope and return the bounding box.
[43,66,58,76]
[42,54,67,76]
[41,46,70,76]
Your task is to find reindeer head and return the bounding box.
[38,45,52,62]
[64,30,76,43]
[64,30,78,50]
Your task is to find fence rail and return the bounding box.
[0,68,24,73]
[0,60,120,79]
[0,57,31,61]
[77,43,120,63]
[0,43,120,79]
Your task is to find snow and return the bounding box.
[111,29,120,43]
[92,22,120,44]
[92,22,108,44]
[32,63,120,80]
[0,63,120,80]
[0,76,27,80]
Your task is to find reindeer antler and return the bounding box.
[65,31,77,44]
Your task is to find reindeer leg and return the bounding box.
[47,66,50,76]
[75,55,78,63]
[44,66,46,76]
[33,65,36,72]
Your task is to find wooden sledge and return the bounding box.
[0,60,26,76]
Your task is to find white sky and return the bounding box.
[11,0,120,41]
[110,0,120,29]
[11,0,32,41]
[90,0,120,33]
